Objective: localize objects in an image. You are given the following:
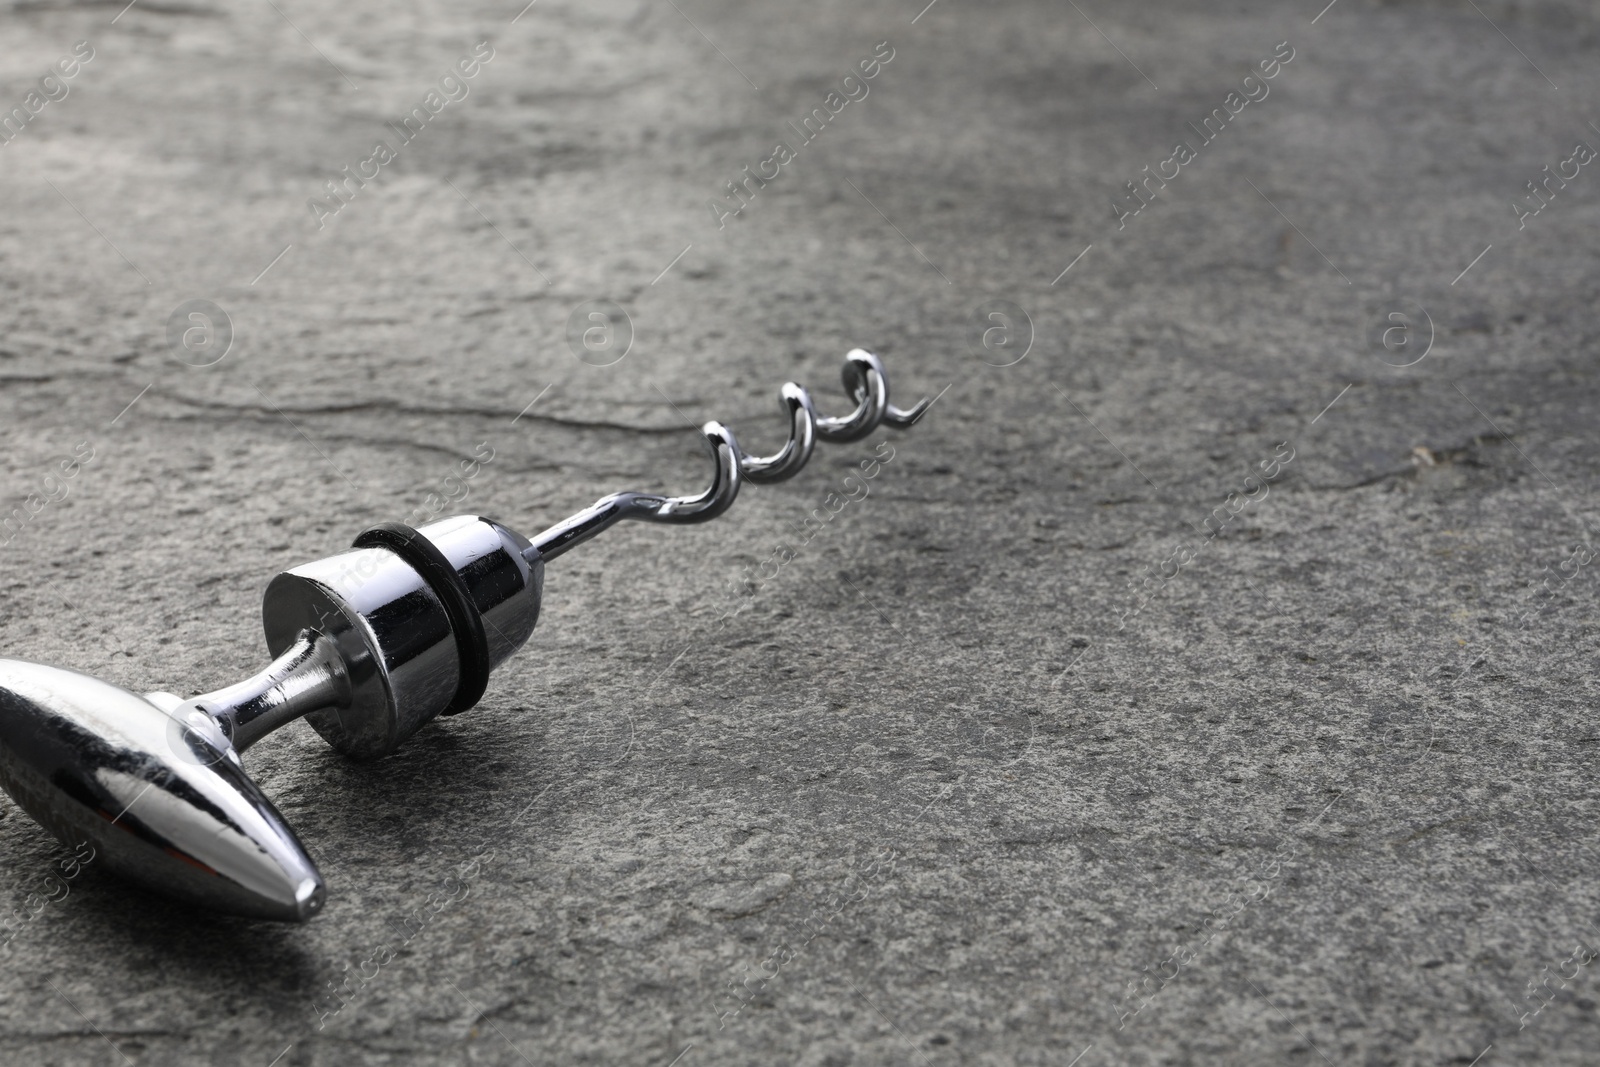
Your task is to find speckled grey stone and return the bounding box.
[0,0,1597,1064]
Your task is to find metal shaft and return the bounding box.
[186,630,350,751]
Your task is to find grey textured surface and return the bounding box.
[0,0,1597,1064]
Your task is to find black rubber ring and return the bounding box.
[352,522,490,716]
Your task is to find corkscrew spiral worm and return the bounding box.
[528,349,929,561]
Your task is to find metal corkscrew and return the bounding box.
[0,351,927,922]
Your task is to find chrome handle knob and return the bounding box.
[0,659,324,922]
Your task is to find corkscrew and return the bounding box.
[0,351,927,922]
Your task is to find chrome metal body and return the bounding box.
[261,514,542,760]
[0,352,925,920]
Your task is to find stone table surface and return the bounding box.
[0,0,1596,1064]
